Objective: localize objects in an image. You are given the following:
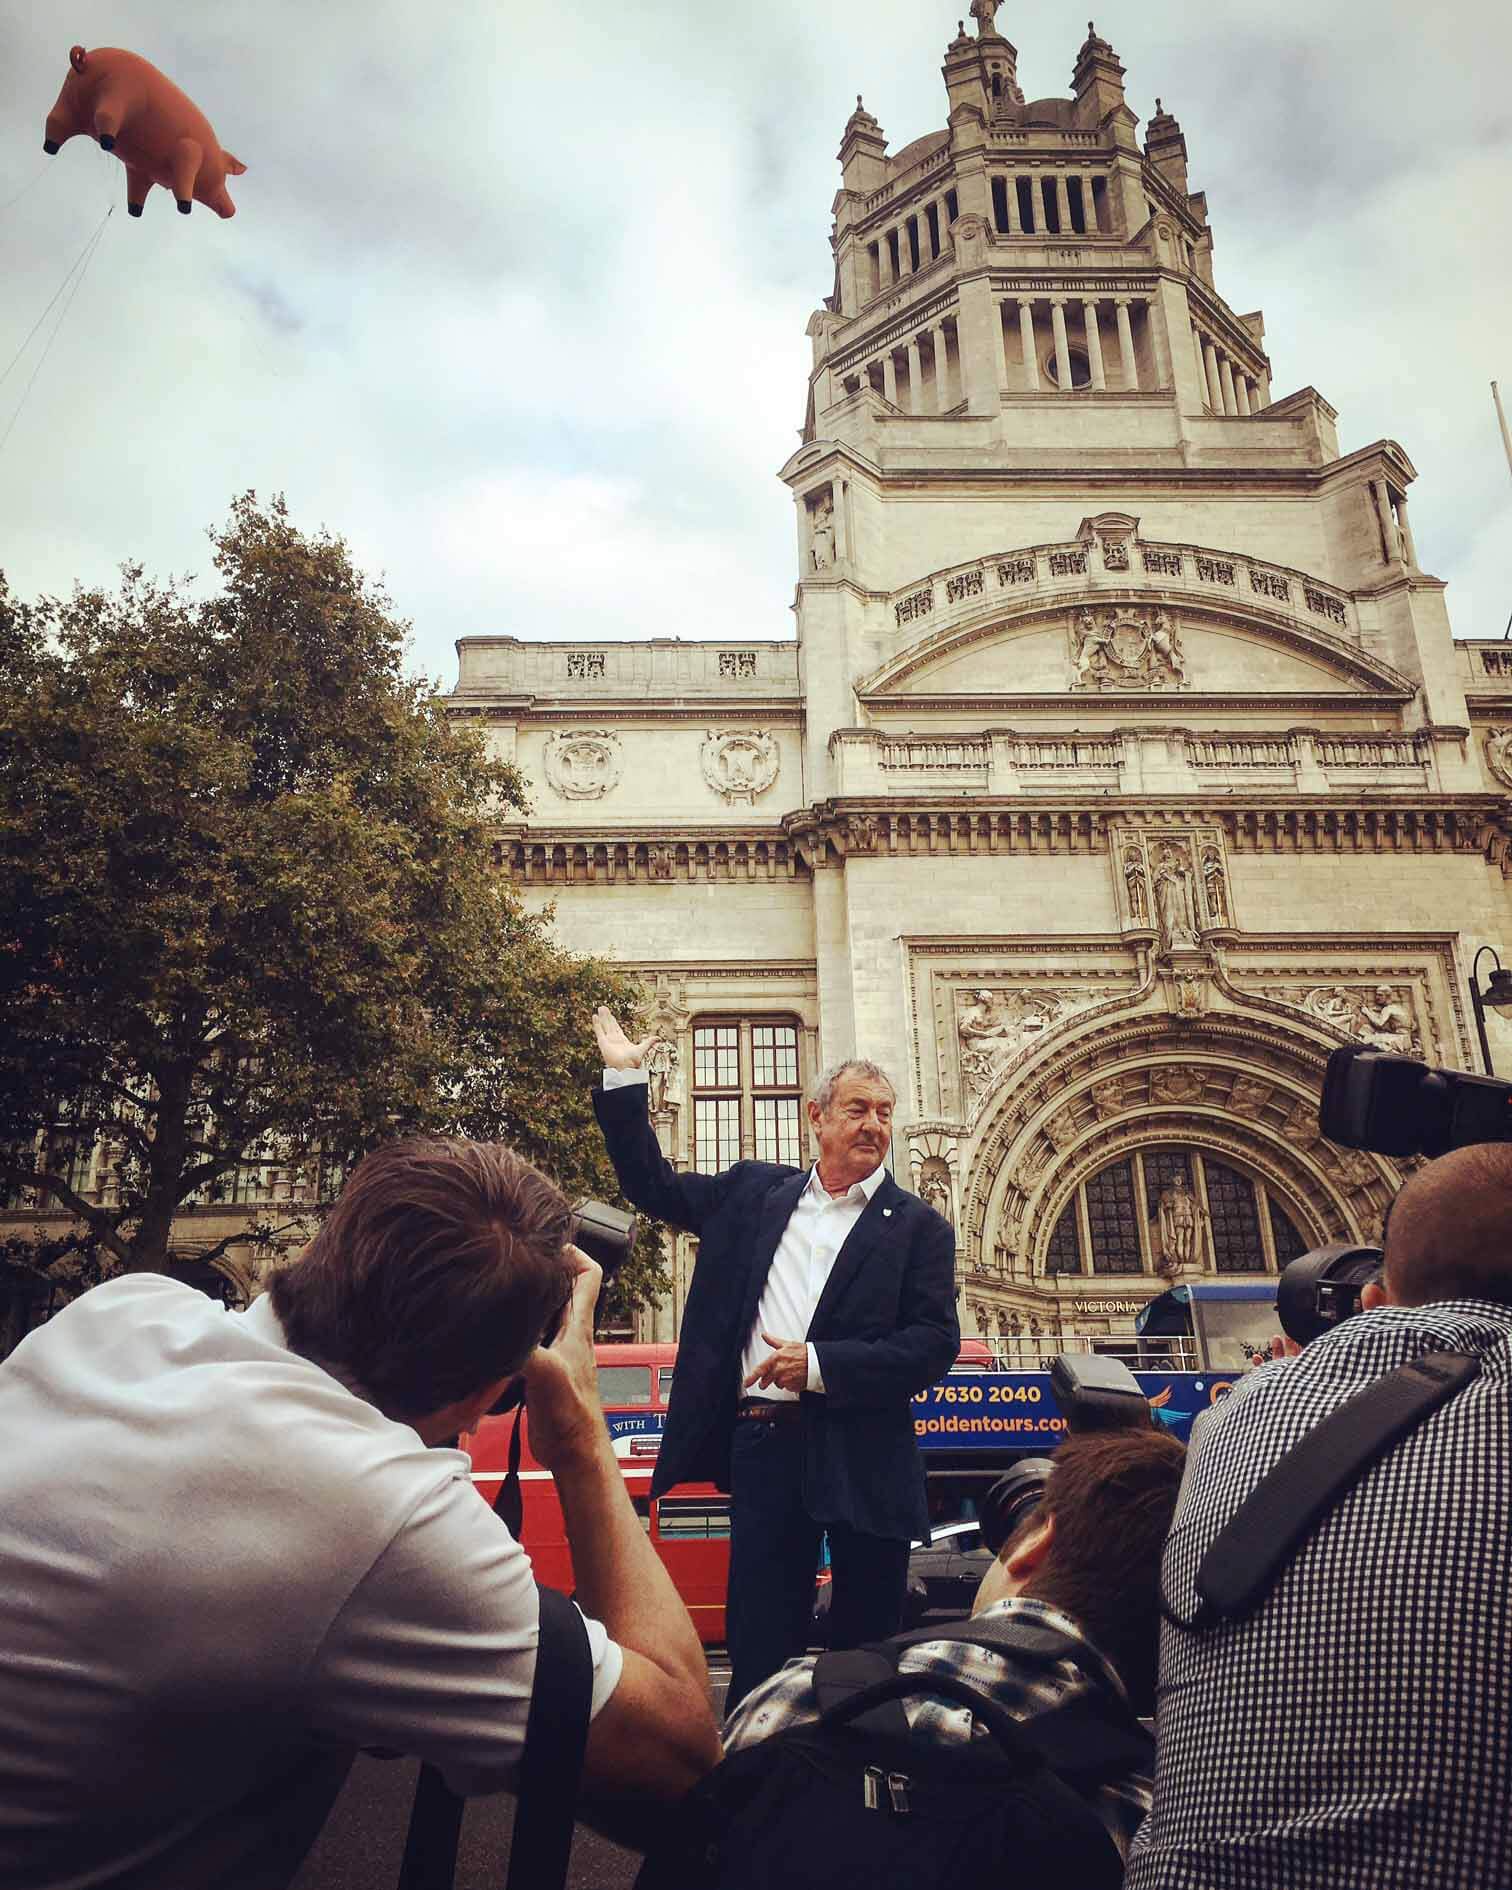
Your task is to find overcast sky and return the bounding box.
[1,1,1508,688]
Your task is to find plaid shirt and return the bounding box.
[722,1596,1151,1860]
[1127,1301,1512,1890]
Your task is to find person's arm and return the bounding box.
[526,1255,721,1818]
[591,1006,738,1234]
[812,1214,960,1408]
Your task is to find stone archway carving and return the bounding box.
[956,1008,1407,1284]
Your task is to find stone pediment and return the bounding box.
[860,535,1415,703]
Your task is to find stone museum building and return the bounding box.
[449,6,1512,1352]
[8,9,1512,1351]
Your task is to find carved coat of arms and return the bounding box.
[701,729,780,804]
[1071,605,1188,691]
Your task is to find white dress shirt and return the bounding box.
[603,1066,886,1398]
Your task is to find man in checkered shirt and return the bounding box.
[723,1429,1186,1865]
[1128,1141,1512,1888]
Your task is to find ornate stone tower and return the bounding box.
[767,8,1508,1342]
[431,7,1512,1349]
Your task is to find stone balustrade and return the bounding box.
[883,535,1358,641]
[833,725,1437,797]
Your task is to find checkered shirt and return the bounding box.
[721,1596,1151,1860]
[1126,1300,1512,1890]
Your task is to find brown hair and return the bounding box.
[270,1137,575,1420]
[1019,1427,1187,1715]
[1383,1142,1512,1311]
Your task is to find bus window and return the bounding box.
[632,1495,651,1535]
[656,1497,731,1540]
[597,1365,653,1406]
[657,1367,675,1405]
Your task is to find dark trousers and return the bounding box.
[726,1413,910,1712]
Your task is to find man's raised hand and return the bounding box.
[593,1005,656,1072]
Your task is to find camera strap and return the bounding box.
[398,1584,593,1890]
[1169,1348,1480,1632]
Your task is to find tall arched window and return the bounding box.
[1037,1147,1308,1277]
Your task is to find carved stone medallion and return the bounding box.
[701,729,780,804]
[543,729,621,801]
[1485,728,1512,790]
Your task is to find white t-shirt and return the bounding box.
[0,1275,622,1890]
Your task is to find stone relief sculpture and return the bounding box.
[543,729,621,801]
[1357,985,1416,1055]
[809,493,835,571]
[849,813,879,853]
[1151,1066,1203,1104]
[646,844,676,881]
[1152,845,1199,948]
[1071,605,1188,691]
[1229,1076,1273,1117]
[1278,984,1422,1056]
[1201,847,1231,927]
[956,987,1077,1112]
[1154,1177,1207,1279]
[700,729,780,804]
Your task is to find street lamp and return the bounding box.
[1469,945,1512,1075]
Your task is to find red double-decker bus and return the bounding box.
[460,1338,993,1643]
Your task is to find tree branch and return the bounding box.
[0,1168,130,1264]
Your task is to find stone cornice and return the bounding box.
[861,692,1409,715]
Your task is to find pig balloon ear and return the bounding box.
[70,46,88,72]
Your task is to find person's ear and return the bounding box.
[1361,1278,1391,1311]
[1003,1512,1055,1586]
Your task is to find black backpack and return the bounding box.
[634,1611,1151,1890]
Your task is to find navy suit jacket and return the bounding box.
[592,1081,959,1542]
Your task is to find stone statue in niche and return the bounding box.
[919,1160,953,1225]
[850,813,879,853]
[645,1038,678,1113]
[810,493,835,571]
[1123,845,1151,925]
[647,844,676,881]
[1152,845,1199,948]
[1154,1177,1207,1279]
[1201,847,1231,927]
[700,730,780,805]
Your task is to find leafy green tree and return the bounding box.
[0,496,665,1341]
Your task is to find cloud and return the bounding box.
[0,0,1509,676]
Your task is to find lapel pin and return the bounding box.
[882,1207,893,1218]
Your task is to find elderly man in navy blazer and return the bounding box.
[591,1008,959,1708]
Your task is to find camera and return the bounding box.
[978,1354,1152,1554]
[486,1199,637,1415]
[1274,1242,1383,1347]
[1321,1043,1512,1158]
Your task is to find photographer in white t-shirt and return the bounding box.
[0,1136,720,1889]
